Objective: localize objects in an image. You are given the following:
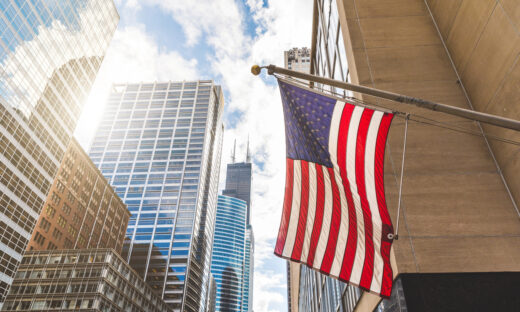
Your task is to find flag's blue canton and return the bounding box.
[279,80,336,168]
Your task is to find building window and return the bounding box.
[57,215,67,228]
[39,218,51,232]
[52,228,63,241]
[34,231,45,246]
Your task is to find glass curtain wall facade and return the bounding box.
[311,0,349,94]
[221,160,254,312]
[0,0,118,306]
[89,81,224,312]
[298,268,361,312]
[3,249,171,312]
[210,195,247,312]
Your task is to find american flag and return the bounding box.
[275,80,395,297]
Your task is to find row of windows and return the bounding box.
[99,107,209,125]
[110,90,209,101]
[0,104,58,179]
[114,82,211,93]
[96,151,203,165]
[96,124,207,140]
[0,249,18,279]
[0,161,44,215]
[0,191,37,234]
[95,128,201,147]
[0,132,51,194]
[0,221,28,255]
[94,128,206,144]
[105,99,210,114]
[3,298,95,311]
[34,98,71,148]
[98,109,207,129]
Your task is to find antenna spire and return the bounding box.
[231,139,236,163]
[246,135,251,163]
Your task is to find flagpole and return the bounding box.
[251,64,520,132]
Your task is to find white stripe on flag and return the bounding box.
[328,101,350,277]
[300,163,317,263]
[364,111,384,293]
[282,160,302,258]
[313,164,333,269]
[346,106,366,285]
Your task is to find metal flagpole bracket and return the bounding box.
[250,64,520,132]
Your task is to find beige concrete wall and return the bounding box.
[336,0,520,281]
[288,262,300,312]
[426,0,520,215]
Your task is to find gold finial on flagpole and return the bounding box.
[251,65,261,76]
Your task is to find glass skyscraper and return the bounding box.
[89,81,224,312]
[210,195,247,311]
[0,0,118,307]
[219,154,254,312]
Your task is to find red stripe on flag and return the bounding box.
[306,164,325,267]
[291,160,309,261]
[356,109,375,290]
[375,113,394,297]
[337,104,358,281]
[275,159,294,256]
[320,167,341,274]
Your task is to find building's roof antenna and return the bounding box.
[231,139,236,163]
[246,135,251,163]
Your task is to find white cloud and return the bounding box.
[254,270,287,312]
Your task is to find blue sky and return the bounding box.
[75,1,313,311]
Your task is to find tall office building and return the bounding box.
[89,81,224,312]
[222,156,252,223]
[221,148,254,312]
[0,0,118,307]
[210,195,247,311]
[26,138,130,254]
[307,0,520,311]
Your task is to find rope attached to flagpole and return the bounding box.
[391,114,409,241]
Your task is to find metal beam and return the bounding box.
[251,64,520,132]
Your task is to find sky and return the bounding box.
[74,1,314,311]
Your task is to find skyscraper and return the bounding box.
[0,0,118,307]
[89,81,224,312]
[210,195,247,311]
[222,144,252,223]
[220,146,254,312]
